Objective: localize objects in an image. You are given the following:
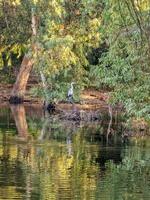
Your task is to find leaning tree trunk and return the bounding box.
[9,8,37,104]
[9,56,33,103]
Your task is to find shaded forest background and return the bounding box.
[0,0,150,121]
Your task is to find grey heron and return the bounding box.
[67,82,75,103]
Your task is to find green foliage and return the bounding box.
[0,0,102,90]
[0,0,32,80]
[35,0,102,68]
[1,0,149,121]
[90,0,150,120]
[30,0,102,101]
[30,66,86,102]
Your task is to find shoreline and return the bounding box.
[0,83,111,110]
[0,84,149,135]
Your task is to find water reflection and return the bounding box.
[10,105,29,139]
[0,105,149,199]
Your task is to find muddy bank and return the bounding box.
[0,83,111,110]
[0,83,40,103]
[0,84,149,136]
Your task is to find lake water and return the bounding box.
[0,105,150,200]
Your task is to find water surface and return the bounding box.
[0,105,149,200]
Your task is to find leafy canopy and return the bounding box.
[90,0,150,120]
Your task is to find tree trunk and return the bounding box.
[9,55,33,103]
[9,7,37,104]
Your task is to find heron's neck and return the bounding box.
[71,83,73,88]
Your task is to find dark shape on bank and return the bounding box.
[43,101,56,114]
[9,96,24,104]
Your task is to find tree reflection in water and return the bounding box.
[10,105,29,139]
[0,105,149,199]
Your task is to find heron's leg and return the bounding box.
[70,96,74,104]
[67,96,72,103]
[67,96,70,102]
[67,95,73,103]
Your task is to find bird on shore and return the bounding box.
[67,82,75,104]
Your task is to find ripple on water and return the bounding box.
[0,105,150,200]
